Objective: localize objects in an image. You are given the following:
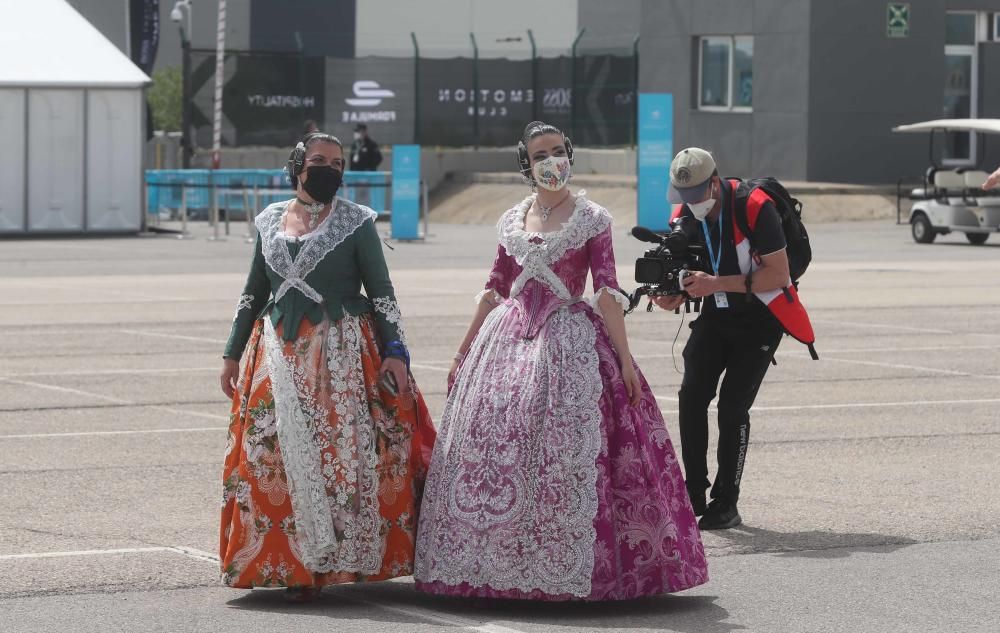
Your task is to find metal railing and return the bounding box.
[145,170,428,241]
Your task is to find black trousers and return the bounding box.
[678,309,783,505]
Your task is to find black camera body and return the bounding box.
[633,217,705,296]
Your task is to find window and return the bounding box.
[943,12,986,163]
[698,36,753,111]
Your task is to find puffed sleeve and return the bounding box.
[223,235,271,360]
[587,224,630,313]
[355,219,409,357]
[476,243,516,305]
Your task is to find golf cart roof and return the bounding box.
[893,119,1000,135]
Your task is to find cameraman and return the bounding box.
[654,148,789,530]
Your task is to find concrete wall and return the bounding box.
[577,0,642,52]
[638,0,811,180]
[249,0,355,57]
[355,0,579,59]
[979,42,1000,172]
[806,0,948,184]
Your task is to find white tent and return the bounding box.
[0,0,151,234]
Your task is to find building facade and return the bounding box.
[638,0,1000,184]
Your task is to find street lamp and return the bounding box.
[171,0,193,168]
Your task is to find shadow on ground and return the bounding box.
[706,524,919,559]
[227,579,743,632]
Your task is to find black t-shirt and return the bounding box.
[678,180,786,317]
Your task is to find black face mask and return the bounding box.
[301,165,343,204]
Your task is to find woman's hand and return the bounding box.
[380,356,409,395]
[447,357,463,392]
[220,358,239,399]
[621,359,643,407]
[984,167,1000,191]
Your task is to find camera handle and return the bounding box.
[626,286,702,316]
[624,286,649,316]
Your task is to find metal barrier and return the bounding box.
[145,169,427,241]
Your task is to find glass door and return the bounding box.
[943,12,983,164]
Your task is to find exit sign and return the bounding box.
[887,3,910,38]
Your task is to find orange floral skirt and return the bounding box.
[219,314,435,589]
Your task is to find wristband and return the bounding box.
[384,340,410,369]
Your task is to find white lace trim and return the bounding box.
[497,192,612,301]
[262,316,383,574]
[234,293,254,320]
[474,289,502,305]
[371,296,408,349]
[256,198,377,304]
[415,305,602,597]
[589,286,630,315]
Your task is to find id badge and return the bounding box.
[714,292,729,309]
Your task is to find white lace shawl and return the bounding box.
[496,191,613,300]
[255,198,378,304]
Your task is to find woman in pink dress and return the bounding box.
[414,122,708,601]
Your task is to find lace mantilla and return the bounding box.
[256,198,378,304]
[498,193,612,300]
[415,305,603,596]
[262,316,383,574]
[371,296,409,349]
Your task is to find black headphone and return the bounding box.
[286,132,326,184]
[287,132,347,187]
[515,127,574,179]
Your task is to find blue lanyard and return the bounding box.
[700,207,724,275]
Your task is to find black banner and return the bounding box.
[191,51,326,147]
[189,51,636,148]
[129,0,160,74]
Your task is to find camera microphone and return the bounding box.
[631,226,665,244]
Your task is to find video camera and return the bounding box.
[627,216,706,314]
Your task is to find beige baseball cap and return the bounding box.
[667,147,717,203]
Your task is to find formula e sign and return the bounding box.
[342,80,397,123]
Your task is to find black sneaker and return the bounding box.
[687,490,707,517]
[698,500,742,530]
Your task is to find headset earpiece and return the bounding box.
[515,140,531,178]
[515,128,573,180]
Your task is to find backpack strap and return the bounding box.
[727,179,756,299]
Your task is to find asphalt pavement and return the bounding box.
[1,214,998,632]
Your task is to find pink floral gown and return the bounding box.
[414,193,708,601]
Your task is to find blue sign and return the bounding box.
[637,93,673,231]
[390,145,421,240]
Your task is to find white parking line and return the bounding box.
[342,592,530,633]
[1,427,225,440]
[0,376,228,423]
[810,318,953,334]
[0,545,526,632]
[808,356,1000,380]
[118,329,223,344]
[659,397,1000,415]
[0,367,216,379]
[0,547,176,560]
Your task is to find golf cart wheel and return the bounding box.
[910,213,936,244]
[965,232,989,245]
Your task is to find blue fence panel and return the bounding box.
[146,169,392,219]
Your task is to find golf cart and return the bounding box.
[893,118,1000,245]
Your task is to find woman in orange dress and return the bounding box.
[217,133,435,600]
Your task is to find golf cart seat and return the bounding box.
[933,169,967,191]
[962,170,1000,197]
